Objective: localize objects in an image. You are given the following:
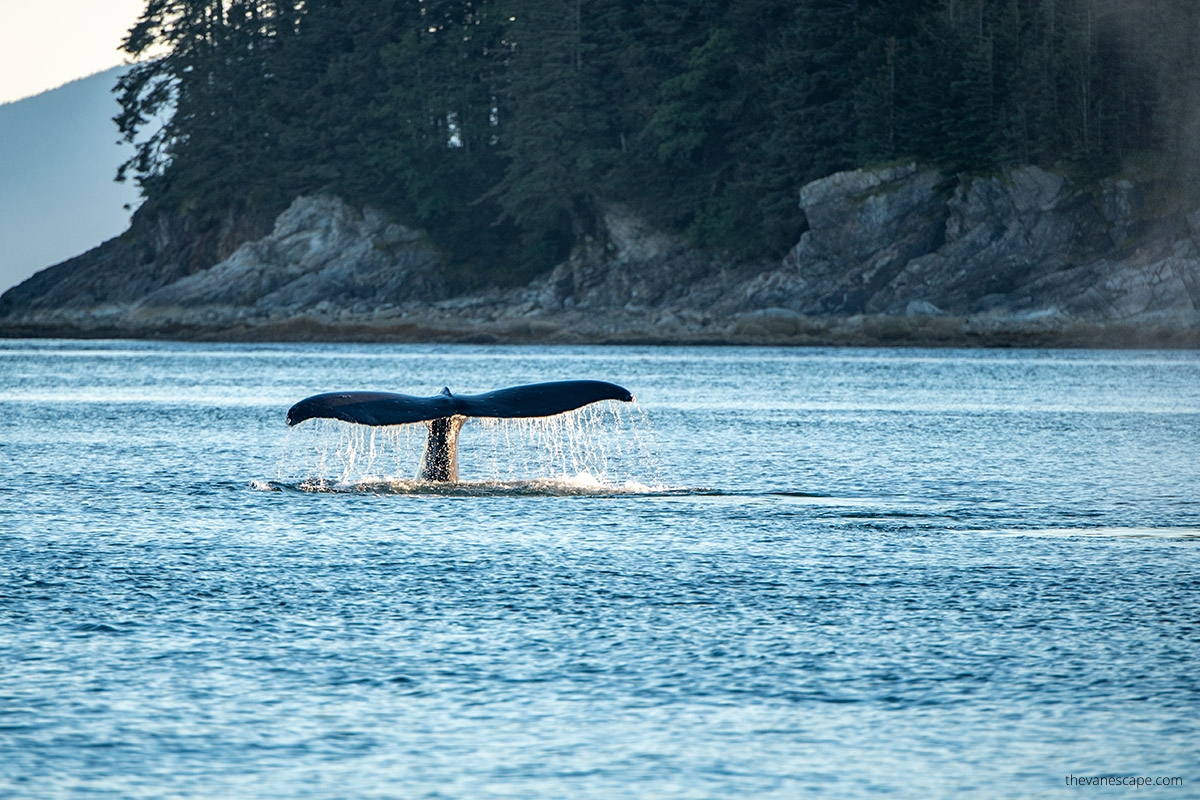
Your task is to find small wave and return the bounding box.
[72,622,126,634]
[984,526,1200,540]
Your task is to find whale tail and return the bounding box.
[286,380,633,481]
[419,415,465,482]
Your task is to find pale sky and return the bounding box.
[0,0,146,105]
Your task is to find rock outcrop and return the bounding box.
[0,204,276,315]
[739,163,949,314]
[0,196,445,335]
[2,163,1198,346]
[739,163,1200,326]
[526,204,758,319]
[135,196,443,320]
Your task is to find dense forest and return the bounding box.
[115,0,1200,283]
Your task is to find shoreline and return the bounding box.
[2,311,1197,349]
[7,166,1200,355]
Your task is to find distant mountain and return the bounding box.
[0,67,141,294]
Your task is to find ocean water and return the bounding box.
[1,340,1198,798]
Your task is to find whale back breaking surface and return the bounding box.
[286,380,633,427]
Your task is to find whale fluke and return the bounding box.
[286,380,632,427]
[285,380,634,482]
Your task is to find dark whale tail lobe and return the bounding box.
[285,380,634,481]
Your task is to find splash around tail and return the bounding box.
[253,472,676,497]
[285,381,634,482]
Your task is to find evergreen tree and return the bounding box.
[765,0,860,183]
[116,0,297,218]
[111,0,1200,278]
[490,0,597,264]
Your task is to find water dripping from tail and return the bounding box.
[270,400,666,495]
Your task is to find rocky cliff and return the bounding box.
[3,163,1198,346]
[753,163,1200,322]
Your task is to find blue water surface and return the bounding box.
[1,341,1198,798]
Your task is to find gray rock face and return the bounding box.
[139,196,443,315]
[744,162,1200,325]
[796,163,946,264]
[2,163,1197,345]
[0,205,276,315]
[770,163,947,313]
[0,195,446,333]
[528,205,714,312]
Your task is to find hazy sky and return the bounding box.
[0,0,145,105]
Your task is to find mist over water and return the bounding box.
[1,340,1198,798]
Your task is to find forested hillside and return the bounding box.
[116,0,1200,284]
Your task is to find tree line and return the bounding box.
[116,0,1200,284]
